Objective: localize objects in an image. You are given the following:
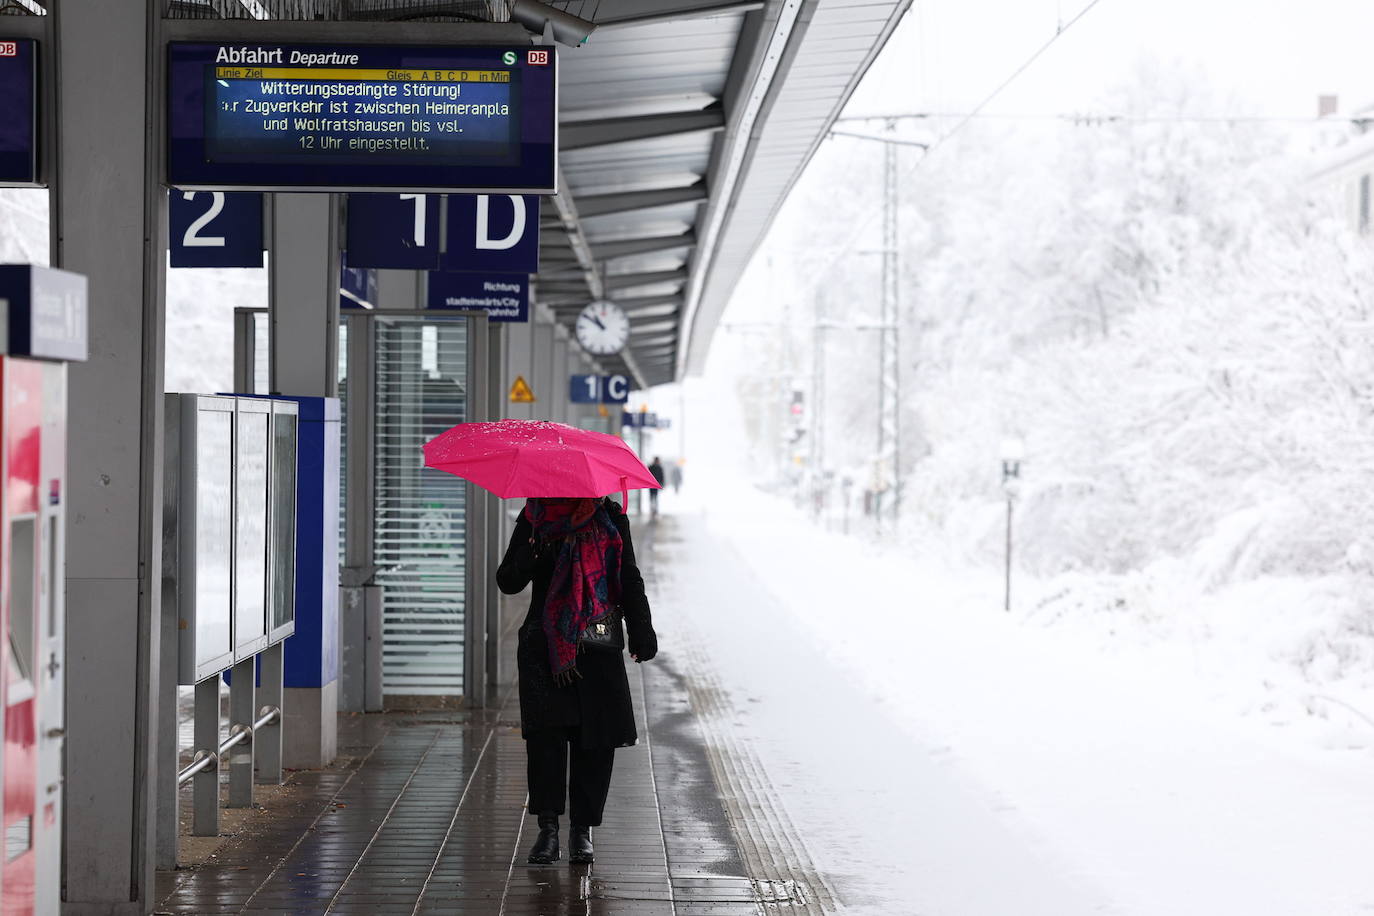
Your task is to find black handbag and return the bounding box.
[579,608,624,654]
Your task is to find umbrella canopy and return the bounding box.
[422,419,661,500]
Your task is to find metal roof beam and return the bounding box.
[593,232,696,261]
[594,0,764,28]
[630,319,680,336]
[562,107,725,151]
[612,295,683,314]
[577,184,707,218]
[605,269,688,291]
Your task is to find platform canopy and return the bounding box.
[21,0,910,387]
[532,0,912,387]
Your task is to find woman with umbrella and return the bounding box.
[424,420,660,866]
[497,494,656,864]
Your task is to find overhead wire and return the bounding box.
[801,0,1112,288]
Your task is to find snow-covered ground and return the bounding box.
[651,472,1374,914]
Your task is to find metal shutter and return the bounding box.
[373,316,468,697]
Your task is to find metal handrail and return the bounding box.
[176,705,281,787]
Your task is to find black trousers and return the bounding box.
[525,727,616,827]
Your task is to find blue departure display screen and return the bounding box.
[0,39,38,186]
[167,43,556,193]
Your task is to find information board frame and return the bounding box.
[166,40,558,193]
[0,38,39,188]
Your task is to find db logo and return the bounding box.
[526,49,550,66]
[0,42,17,58]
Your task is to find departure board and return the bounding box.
[167,43,556,193]
[0,39,38,186]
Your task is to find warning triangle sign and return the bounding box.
[509,375,536,403]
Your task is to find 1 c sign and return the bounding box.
[570,374,630,405]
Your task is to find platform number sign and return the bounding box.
[346,193,442,269]
[570,374,630,405]
[169,191,264,268]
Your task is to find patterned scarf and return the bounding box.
[524,497,623,686]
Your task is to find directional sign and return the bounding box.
[570,374,630,404]
[0,39,37,186]
[0,265,89,362]
[346,192,441,269]
[340,256,378,309]
[509,375,535,403]
[427,271,528,323]
[166,43,557,193]
[442,194,540,274]
[622,412,660,429]
[169,191,265,268]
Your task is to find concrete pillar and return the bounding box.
[504,318,534,420]
[52,2,166,911]
[532,321,554,422]
[551,333,570,423]
[376,268,420,310]
[269,193,341,768]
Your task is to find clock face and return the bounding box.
[575,301,631,356]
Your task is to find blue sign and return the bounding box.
[0,39,38,186]
[571,374,630,404]
[427,271,528,322]
[442,194,540,274]
[0,265,89,363]
[346,192,441,269]
[167,43,557,193]
[169,191,265,268]
[340,254,378,309]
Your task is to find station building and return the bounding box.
[0,1,907,912]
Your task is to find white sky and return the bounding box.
[847,0,1374,120]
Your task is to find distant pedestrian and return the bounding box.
[647,457,665,515]
[670,463,683,494]
[497,497,658,867]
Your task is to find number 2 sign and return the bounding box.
[168,191,264,268]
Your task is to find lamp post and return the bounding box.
[1000,438,1024,612]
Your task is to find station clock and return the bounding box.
[575,301,631,356]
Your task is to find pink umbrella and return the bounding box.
[422,419,661,506]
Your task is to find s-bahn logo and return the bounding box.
[527,49,550,65]
[0,42,18,57]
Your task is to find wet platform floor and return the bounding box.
[155,522,829,916]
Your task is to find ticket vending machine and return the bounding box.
[0,265,88,916]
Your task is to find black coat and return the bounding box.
[497,500,657,748]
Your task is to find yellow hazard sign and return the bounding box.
[509,375,536,403]
[597,404,609,418]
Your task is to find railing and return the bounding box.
[176,705,282,788]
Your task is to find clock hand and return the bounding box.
[592,315,606,330]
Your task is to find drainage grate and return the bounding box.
[755,878,809,906]
[582,874,810,907]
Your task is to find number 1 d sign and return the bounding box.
[347,192,441,269]
[442,194,540,274]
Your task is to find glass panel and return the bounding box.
[270,411,298,632]
[5,816,31,862]
[195,409,233,672]
[339,320,349,570]
[8,518,35,688]
[374,317,467,696]
[252,312,269,395]
[235,409,269,652]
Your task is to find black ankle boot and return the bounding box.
[527,814,560,864]
[569,824,594,864]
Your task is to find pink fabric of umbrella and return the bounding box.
[422,419,661,504]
